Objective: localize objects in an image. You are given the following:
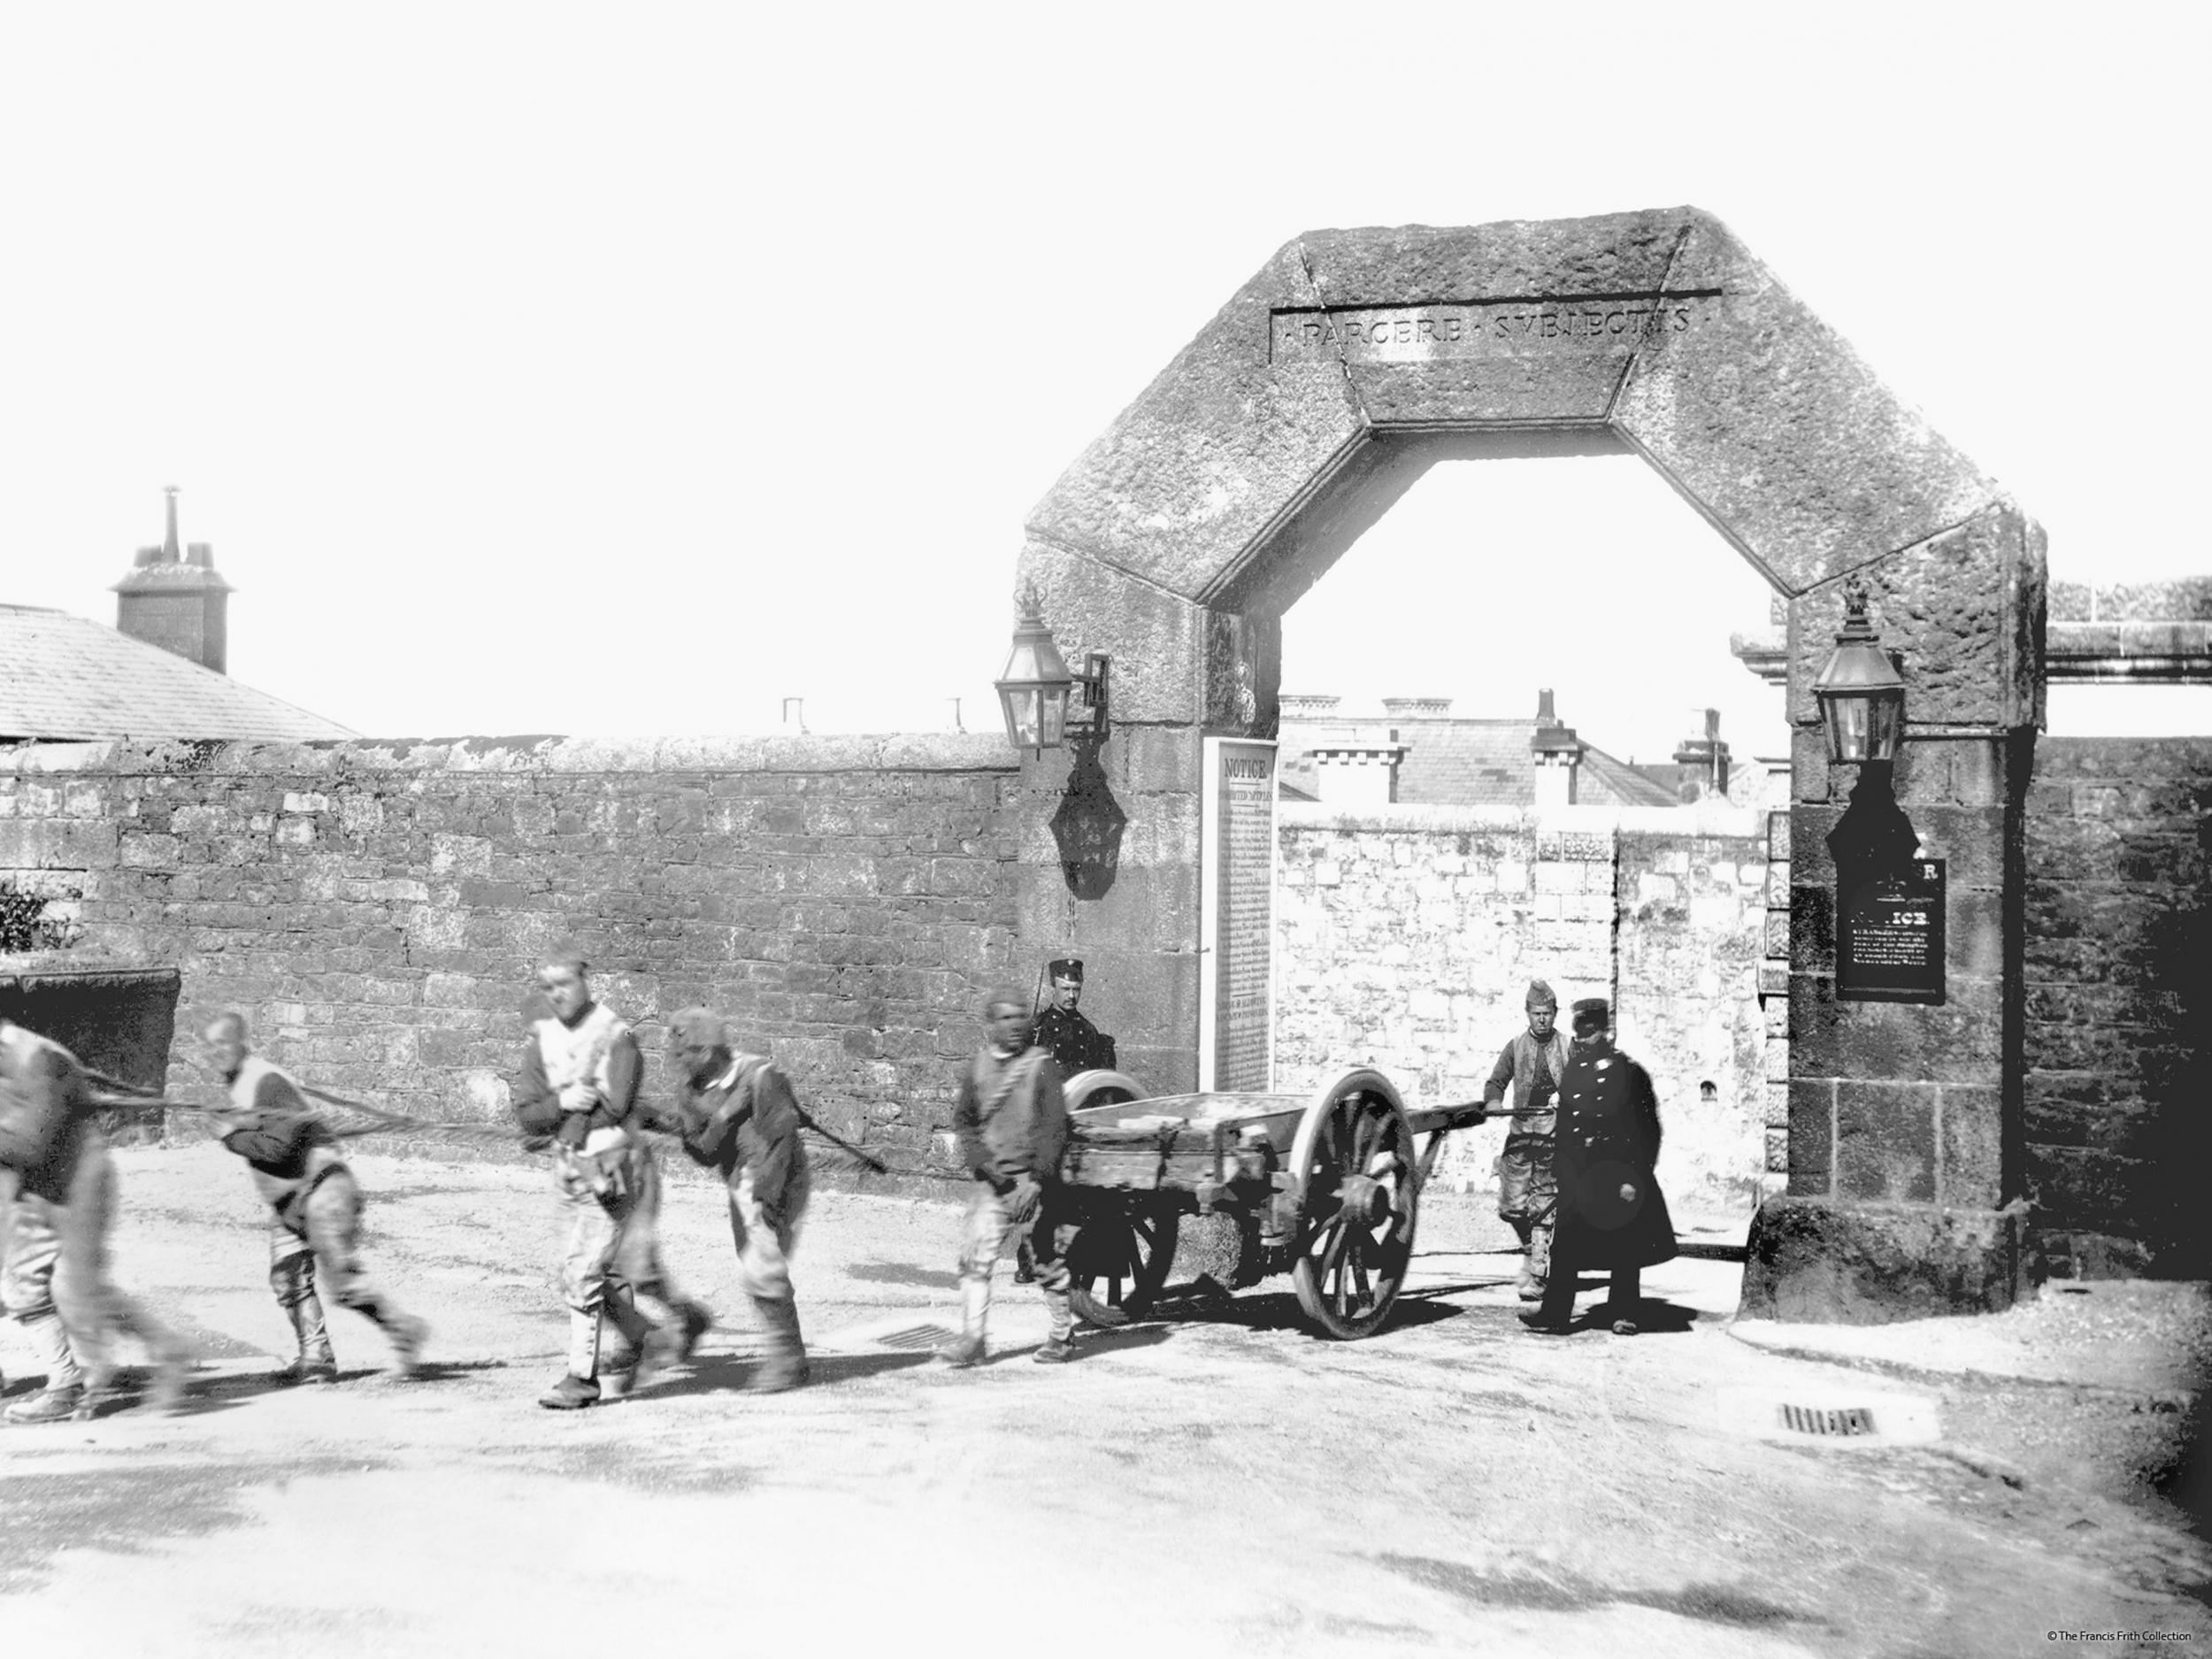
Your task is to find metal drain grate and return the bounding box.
[873,1323,956,1351]
[1779,1403,1877,1436]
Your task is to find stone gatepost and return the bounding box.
[1739,507,2047,1320]
[999,549,1266,1092]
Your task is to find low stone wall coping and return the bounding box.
[1279,799,1764,837]
[0,733,1018,778]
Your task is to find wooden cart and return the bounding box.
[1054,1066,1491,1340]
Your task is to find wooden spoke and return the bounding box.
[1067,1202,1179,1321]
[1289,1070,1420,1340]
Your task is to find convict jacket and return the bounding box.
[671,1052,809,1219]
[219,1056,349,1231]
[513,1000,642,1154]
[0,1022,95,1203]
[954,1045,1067,1189]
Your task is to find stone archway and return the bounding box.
[1012,209,2045,1321]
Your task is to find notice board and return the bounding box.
[1200,736,1276,1090]
[1837,857,1946,1004]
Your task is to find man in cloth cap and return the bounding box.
[1522,998,1678,1337]
[200,1010,429,1384]
[663,1009,812,1394]
[1033,958,1117,1078]
[512,942,703,1409]
[0,1017,189,1423]
[937,988,1079,1368]
[1481,979,1568,1302]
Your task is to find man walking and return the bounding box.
[664,1009,811,1394]
[199,1011,428,1383]
[512,942,690,1409]
[938,990,1078,1368]
[0,1018,188,1424]
[1521,998,1678,1337]
[1482,979,1568,1302]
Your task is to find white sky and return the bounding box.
[4,3,2205,758]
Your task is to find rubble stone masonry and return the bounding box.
[0,736,1022,1175]
[2024,737,2210,1278]
[1274,801,1769,1220]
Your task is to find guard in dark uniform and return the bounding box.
[1032,959,1117,1077]
[1520,998,1678,1337]
[1018,959,1116,1285]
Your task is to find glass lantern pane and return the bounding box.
[1867,695,1903,759]
[1830,697,1870,762]
[1041,687,1068,749]
[1005,688,1041,749]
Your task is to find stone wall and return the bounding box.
[1274,801,1768,1219]
[2024,738,2211,1278]
[0,736,1022,1173]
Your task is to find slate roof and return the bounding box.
[1278,714,1680,809]
[0,605,357,742]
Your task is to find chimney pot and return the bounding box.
[113,490,231,674]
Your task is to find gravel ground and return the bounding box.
[0,1145,2203,1658]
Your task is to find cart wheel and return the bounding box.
[1066,1201,1179,1321]
[1287,1068,1417,1340]
[1063,1070,1143,1113]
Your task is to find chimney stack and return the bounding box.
[1381,695,1453,719]
[1671,708,1732,803]
[1529,687,1583,807]
[112,487,232,674]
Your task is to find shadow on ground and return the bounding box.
[1375,1553,1824,1632]
[636,1348,938,1401]
[846,1261,962,1290]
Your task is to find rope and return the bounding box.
[85,1063,893,1169]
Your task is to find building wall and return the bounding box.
[0,736,1022,1172]
[2024,737,2211,1278]
[1274,801,1769,1219]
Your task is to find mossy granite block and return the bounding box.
[1010,539,1206,727]
[1834,1079,1937,1203]
[1937,1083,2007,1210]
[1739,1196,2030,1323]
[1784,503,2044,731]
[1785,1078,1834,1197]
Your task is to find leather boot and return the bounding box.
[747,1295,810,1394]
[4,1385,87,1425]
[673,1300,713,1363]
[542,1310,604,1408]
[280,1290,339,1383]
[1517,1222,1553,1303]
[600,1284,675,1390]
[935,1277,991,1367]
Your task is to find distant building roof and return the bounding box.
[0,605,356,742]
[1278,708,1681,810]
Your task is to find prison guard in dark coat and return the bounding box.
[1550,1033,1678,1271]
[1033,1005,1116,1077]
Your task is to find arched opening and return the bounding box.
[1268,443,1782,1223]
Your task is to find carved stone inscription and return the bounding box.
[1271,291,1723,363]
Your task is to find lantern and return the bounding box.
[994,588,1108,755]
[1812,576,1907,764]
